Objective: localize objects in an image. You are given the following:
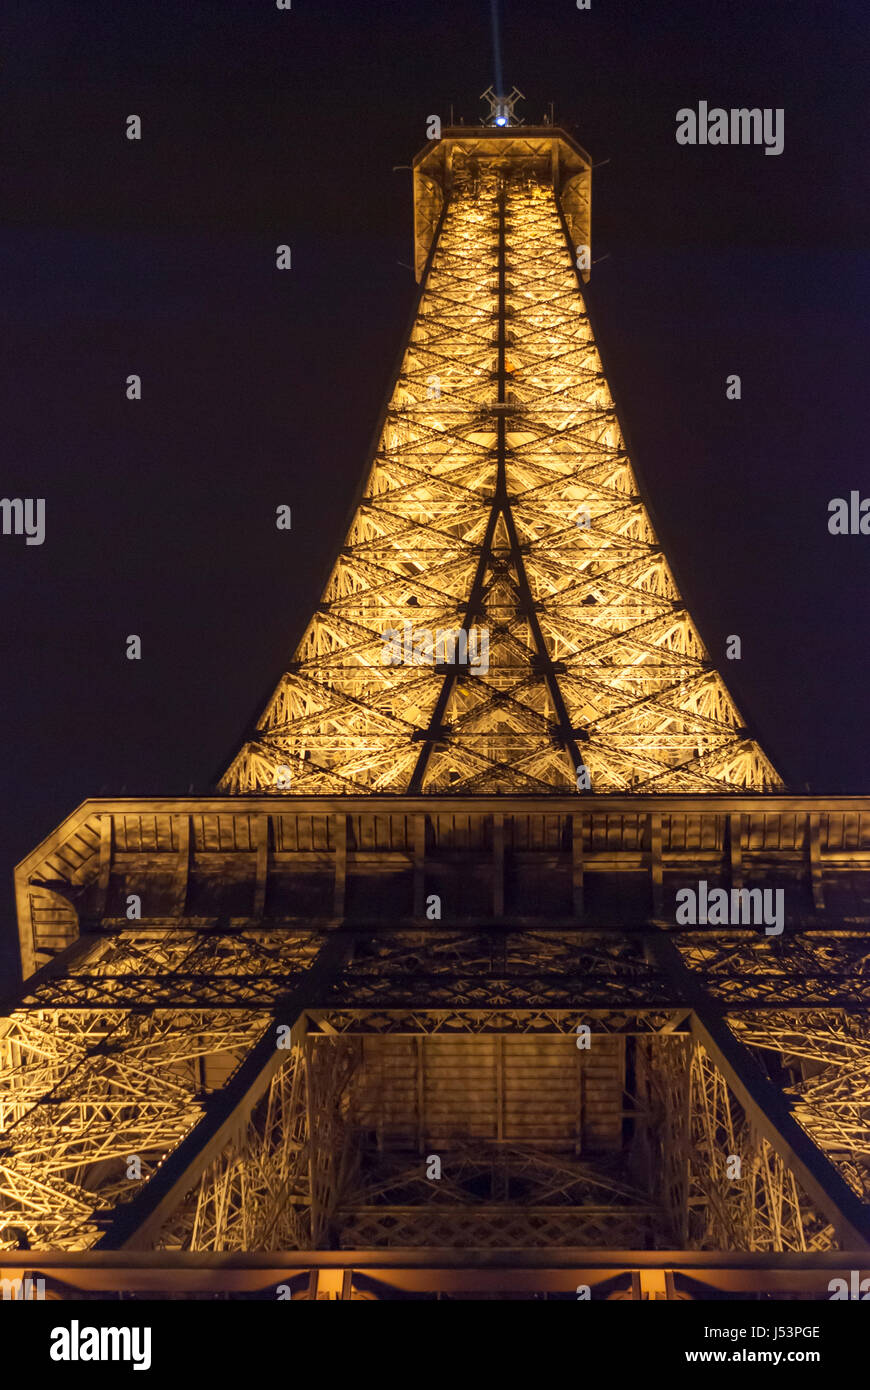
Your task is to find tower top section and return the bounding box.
[412,124,592,281]
[220,117,780,800]
[479,85,525,127]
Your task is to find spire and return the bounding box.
[479,84,525,128]
[222,133,781,796]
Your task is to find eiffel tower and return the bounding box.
[2,99,868,1302]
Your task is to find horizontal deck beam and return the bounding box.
[3,1248,866,1296]
[16,794,870,978]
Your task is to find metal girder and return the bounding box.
[3,918,868,1255]
[220,144,780,797]
[16,793,870,969]
[2,126,867,1284]
[690,1014,869,1248]
[648,931,870,1248]
[2,1247,866,1297]
[307,1008,687,1035]
[640,1034,836,1251]
[412,127,592,283]
[9,926,870,1012]
[93,934,352,1251]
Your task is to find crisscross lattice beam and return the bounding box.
[222,142,779,796]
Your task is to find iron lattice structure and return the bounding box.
[222,132,780,797]
[2,126,868,1300]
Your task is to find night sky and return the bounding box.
[1,0,868,983]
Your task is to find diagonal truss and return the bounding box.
[641,1037,836,1252]
[2,924,868,1256]
[222,148,780,795]
[3,130,865,1291]
[0,1006,265,1250]
[0,934,351,1252]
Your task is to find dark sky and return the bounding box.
[1,0,868,979]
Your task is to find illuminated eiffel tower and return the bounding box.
[2,100,868,1301]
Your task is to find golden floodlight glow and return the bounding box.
[223,133,781,797]
[10,129,864,1285]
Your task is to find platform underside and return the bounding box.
[2,796,869,1297]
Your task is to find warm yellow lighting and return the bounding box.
[223,147,780,796]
